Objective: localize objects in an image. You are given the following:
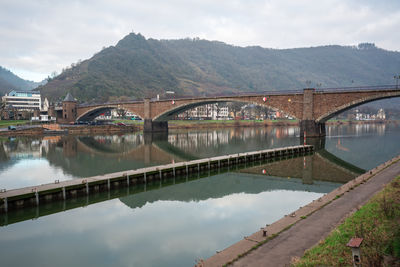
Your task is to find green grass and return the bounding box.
[0,120,30,128]
[293,176,400,266]
[112,119,143,125]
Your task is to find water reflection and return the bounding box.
[325,123,400,169]
[0,188,324,267]
[0,127,301,189]
[2,152,351,223]
[240,152,364,184]
[0,124,398,190]
[0,124,399,267]
[326,123,388,137]
[0,154,343,267]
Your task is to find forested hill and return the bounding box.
[0,66,42,95]
[38,33,400,102]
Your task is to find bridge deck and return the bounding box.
[0,145,313,212]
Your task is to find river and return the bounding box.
[0,123,399,266]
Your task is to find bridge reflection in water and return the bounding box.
[0,129,365,226]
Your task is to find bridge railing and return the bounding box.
[77,85,399,107]
[316,84,399,93]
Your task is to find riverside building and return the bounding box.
[2,90,41,111]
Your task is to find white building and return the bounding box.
[179,104,229,120]
[2,90,41,111]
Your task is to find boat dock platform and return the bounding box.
[0,145,313,213]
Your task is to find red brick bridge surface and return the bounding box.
[61,86,399,137]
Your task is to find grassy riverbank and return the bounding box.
[293,176,400,266]
[0,120,30,127]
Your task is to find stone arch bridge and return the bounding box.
[61,86,400,137]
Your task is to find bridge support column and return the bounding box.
[300,88,325,138]
[144,119,168,133]
[300,120,326,138]
[143,98,168,133]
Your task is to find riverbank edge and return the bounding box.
[292,175,400,266]
[201,154,400,267]
[0,120,398,137]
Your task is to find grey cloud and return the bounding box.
[0,0,399,81]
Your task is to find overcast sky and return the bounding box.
[1,0,400,82]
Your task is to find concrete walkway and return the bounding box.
[203,155,400,267]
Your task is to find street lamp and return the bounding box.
[394,75,400,89]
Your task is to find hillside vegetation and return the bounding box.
[0,66,41,95]
[38,33,400,102]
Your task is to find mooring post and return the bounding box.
[85,181,89,195]
[107,179,110,190]
[126,174,129,186]
[4,197,7,213]
[62,187,66,200]
[35,190,39,206]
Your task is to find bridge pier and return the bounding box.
[302,136,326,150]
[143,98,168,133]
[300,120,326,138]
[144,119,168,133]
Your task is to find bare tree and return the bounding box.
[116,108,127,118]
[228,102,243,119]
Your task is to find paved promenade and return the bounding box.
[203,155,400,266]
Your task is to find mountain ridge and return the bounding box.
[0,66,43,95]
[37,33,400,102]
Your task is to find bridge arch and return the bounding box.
[76,105,143,121]
[153,98,298,121]
[316,91,400,122]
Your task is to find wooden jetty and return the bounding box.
[0,145,313,213]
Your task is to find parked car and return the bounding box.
[116,122,126,126]
[74,121,89,125]
[8,125,16,131]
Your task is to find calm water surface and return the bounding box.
[0,124,399,266]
